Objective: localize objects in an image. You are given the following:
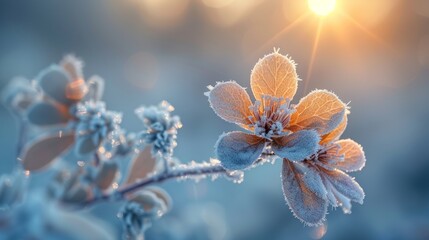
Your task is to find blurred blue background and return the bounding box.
[1,0,429,239]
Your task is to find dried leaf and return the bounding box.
[250,51,298,101]
[272,130,320,161]
[289,90,347,135]
[125,147,156,184]
[333,139,366,172]
[95,161,119,190]
[320,112,348,145]
[215,131,265,170]
[21,132,75,171]
[207,81,253,127]
[322,168,364,204]
[282,160,328,226]
[27,102,69,126]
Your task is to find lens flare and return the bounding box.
[308,0,336,16]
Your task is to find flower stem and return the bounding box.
[16,120,27,161]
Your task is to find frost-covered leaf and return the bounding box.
[320,112,348,145]
[207,81,253,127]
[129,190,168,217]
[289,90,347,135]
[333,139,366,172]
[322,168,364,204]
[86,75,104,102]
[282,160,328,226]
[250,51,298,101]
[21,132,75,171]
[60,54,84,81]
[37,65,74,106]
[215,131,265,170]
[145,186,172,212]
[27,102,69,126]
[125,147,157,184]
[75,135,99,157]
[272,130,320,161]
[95,161,119,190]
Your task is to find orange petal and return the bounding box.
[320,111,348,145]
[207,81,253,127]
[333,139,366,172]
[289,90,347,135]
[21,132,75,171]
[250,51,298,101]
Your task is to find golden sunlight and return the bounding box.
[308,0,336,16]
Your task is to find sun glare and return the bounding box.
[308,0,336,16]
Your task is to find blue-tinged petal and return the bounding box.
[75,135,99,157]
[282,159,328,226]
[215,131,265,170]
[37,65,74,105]
[291,162,328,199]
[322,168,365,204]
[27,102,69,126]
[272,130,320,161]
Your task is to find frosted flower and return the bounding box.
[1,77,39,114]
[25,55,89,126]
[75,101,122,156]
[282,111,366,225]
[119,202,148,240]
[135,101,182,156]
[207,50,354,225]
[120,187,171,239]
[206,50,347,171]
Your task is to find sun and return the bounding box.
[308,0,336,16]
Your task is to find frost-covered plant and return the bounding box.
[206,49,366,226]
[0,51,366,239]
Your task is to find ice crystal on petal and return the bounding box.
[135,101,181,156]
[249,95,294,138]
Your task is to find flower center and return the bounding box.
[248,95,294,139]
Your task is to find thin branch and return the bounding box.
[83,164,227,206]
[16,120,28,160]
[82,152,275,207]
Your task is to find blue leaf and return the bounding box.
[322,168,365,204]
[37,65,74,106]
[282,159,328,226]
[215,131,265,170]
[27,102,69,126]
[75,135,99,157]
[272,130,320,161]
